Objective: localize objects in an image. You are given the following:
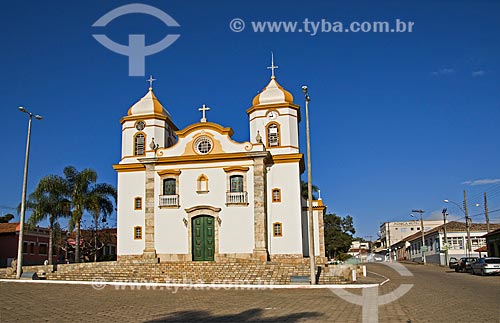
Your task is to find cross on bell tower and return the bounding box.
[146,75,156,90]
[267,52,279,78]
[198,104,210,123]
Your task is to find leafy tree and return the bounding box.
[300,180,319,200]
[63,166,116,263]
[323,213,356,259]
[63,166,98,263]
[25,175,71,264]
[86,183,116,262]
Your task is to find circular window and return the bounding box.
[135,121,146,131]
[194,136,213,155]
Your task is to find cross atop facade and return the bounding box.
[267,52,279,78]
[147,75,156,89]
[198,104,210,122]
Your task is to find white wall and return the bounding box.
[117,171,145,255]
[267,162,303,255]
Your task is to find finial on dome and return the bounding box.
[267,52,279,79]
[146,75,156,91]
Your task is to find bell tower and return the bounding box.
[119,76,178,163]
[247,55,301,156]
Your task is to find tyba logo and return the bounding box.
[92,3,180,76]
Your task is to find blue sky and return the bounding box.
[1,0,499,239]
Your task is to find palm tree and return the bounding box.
[300,180,319,200]
[26,175,70,265]
[86,183,116,262]
[64,166,98,263]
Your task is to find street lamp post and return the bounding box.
[444,191,476,258]
[302,85,316,285]
[442,208,449,266]
[411,210,426,265]
[16,107,42,279]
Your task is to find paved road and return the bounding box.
[1,263,498,323]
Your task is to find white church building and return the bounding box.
[114,66,326,263]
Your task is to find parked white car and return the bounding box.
[471,257,500,276]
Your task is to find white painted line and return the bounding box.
[0,279,379,289]
[367,270,391,286]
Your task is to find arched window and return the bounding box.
[134,197,142,210]
[272,188,281,203]
[273,222,283,237]
[134,133,146,156]
[267,123,280,147]
[134,226,142,240]
[163,178,176,195]
[197,174,209,193]
[229,175,244,192]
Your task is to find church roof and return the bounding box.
[127,87,172,118]
[252,77,294,106]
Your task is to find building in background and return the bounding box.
[347,240,370,261]
[378,220,443,253]
[0,223,53,267]
[392,222,500,265]
[484,228,500,258]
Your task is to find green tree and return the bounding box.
[323,213,356,259]
[300,180,319,200]
[86,183,116,262]
[63,166,98,263]
[25,175,71,265]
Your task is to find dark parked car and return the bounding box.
[449,257,458,269]
[455,257,478,273]
[471,257,500,275]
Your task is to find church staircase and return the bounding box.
[1,260,348,285]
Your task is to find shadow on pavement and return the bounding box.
[143,308,322,322]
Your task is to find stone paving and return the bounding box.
[1,263,499,323]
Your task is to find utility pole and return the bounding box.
[387,222,391,261]
[442,208,449,266]
[463,190,472,257]
[411,210,426,264]
[302,85,316,285]
[484,192,490,233]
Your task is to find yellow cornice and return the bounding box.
[272,153,303,164]
[155,151,268,166]
[175,122,234,139]
[271,153,305,173]
[223,166,250,173]
[157,169,182,176]
[113,164,146,173]
[249,112,298,122]
[246,102,300,115]
[120,114,179,131]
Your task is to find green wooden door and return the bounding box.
[192,216,215,261]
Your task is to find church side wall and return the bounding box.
[267,162,303,255]
[117,172,145,255]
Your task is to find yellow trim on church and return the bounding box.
[157,169,182,176]
[246,102,300,115]
[120,113,179,131]
[223,166,250,173]
[176,122,234,138]
[113,164,146,172]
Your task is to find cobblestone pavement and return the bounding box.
[1,263,499,323]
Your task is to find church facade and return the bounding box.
[114,70,325,263]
